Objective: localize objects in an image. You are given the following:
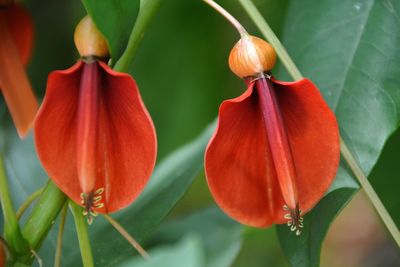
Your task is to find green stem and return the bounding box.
[114,0,163,72]
[102,214,150,260]
[0,156,29,257]
[340,138,400,246]
[22,180,67,250]
[16,187,44,220]
[238,0,400,246]
[54,203,68,267]
[70,201,94,267]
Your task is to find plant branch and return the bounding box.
[0,155,30,256]
[114,0,163,73]
[238,0,400,246]
[16,187,44,220]
[340,138,400,246]
[54,203,68,267]
[22,180,67,250]
[203,0,248,37]
[70,201,94,267]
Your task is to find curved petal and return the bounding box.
[205,84,285,227]
[34,61,157,213]
[34,61,83,204]
[4,4,34,64]
[273,78,340,215]
[95,62,157,212]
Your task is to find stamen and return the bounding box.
[80,187,105,224]
[283,204,303,236]
[95,188,104,194]
[284,214,292,219]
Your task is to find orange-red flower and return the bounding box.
[205,36,340,234]
[0,3,38,138]
[34,16,157,223]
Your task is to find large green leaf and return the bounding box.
[118,235,205,267]
[276,0,400,266]
[369,129,400,229]
[150,207,242,267]
[82,0,140,61]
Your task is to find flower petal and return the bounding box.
[34,61,157,213]
[34,61,83,204]
[95,61,157,212]
[205,84,285,227]
[0,8,37,138]
[3,5,34,64]
[273,78,340,215]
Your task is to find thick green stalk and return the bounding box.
[238,0,400,246]
[0,156,30,257]
[70,201,94,267]
[22,180,67,251]
[114,0,163,72]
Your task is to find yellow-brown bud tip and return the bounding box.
[74,16,109,58]
[228,35,276,78]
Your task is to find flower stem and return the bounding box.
[54,203,68,267]
[114,0,163,73]
[102,214,150,260]
[340,138,400,246]
[238,0,400,246]
[203,0,248,37]
[22,180,67,251]
[0,155,30,256]
[16,187,44,220]
[70,201,94,267]
[237,0,302,80]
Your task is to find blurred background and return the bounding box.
[0,0,399,266]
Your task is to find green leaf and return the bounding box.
[276,0,400,266]
[150,207,242,267]
[82,0,140,61]
[118,235,205,267]
[369,129,400,229]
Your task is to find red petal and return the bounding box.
[273,79,340,215]
[0,8,37,138]
[3,5,34,65]
[205,84,285,227]
[34,61,157,213]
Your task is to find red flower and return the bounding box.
[0,4,38,138]
[34,16,157,223]
[205,36,340,234]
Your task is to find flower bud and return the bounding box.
[228,35,276,78]
[74,16,108,58]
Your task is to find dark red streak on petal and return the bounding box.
[255,77,298,210]
[77,62,99,195]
